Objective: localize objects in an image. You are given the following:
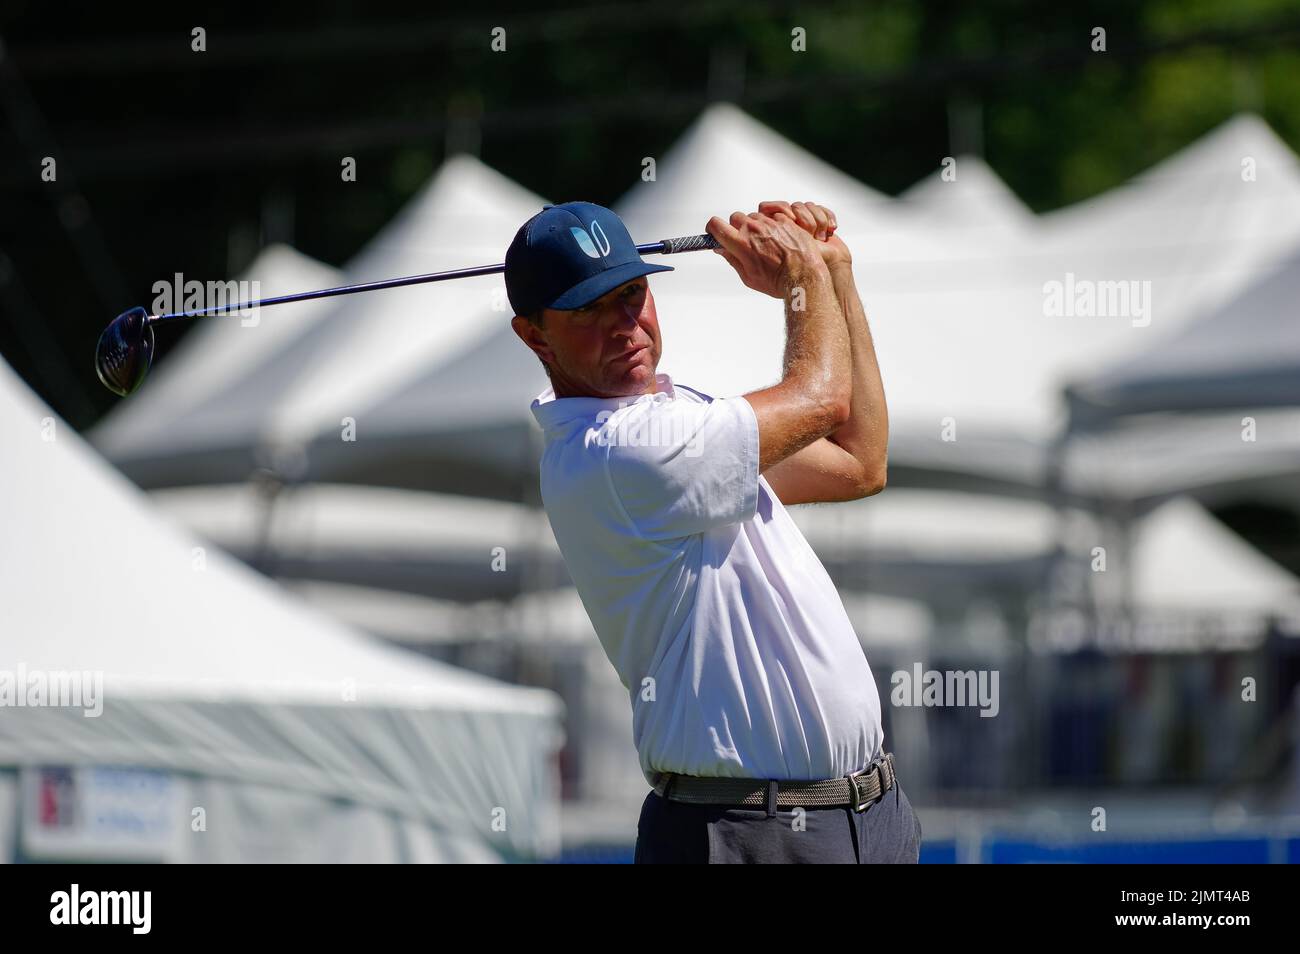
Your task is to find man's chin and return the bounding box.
[606,360,656,395]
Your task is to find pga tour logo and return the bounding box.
[50,884,151,934]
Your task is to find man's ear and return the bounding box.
[511,314,554,368]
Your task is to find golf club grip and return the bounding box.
[658,233,720,254]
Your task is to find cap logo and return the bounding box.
[569,219,612,259]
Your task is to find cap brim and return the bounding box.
[548,261,675,310]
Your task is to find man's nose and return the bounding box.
[611,303,640,333]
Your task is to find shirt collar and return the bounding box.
[531,373,676,436]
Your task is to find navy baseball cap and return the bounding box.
[505,201,673,317]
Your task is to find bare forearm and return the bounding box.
[826,262,888,475]
[746,257,852,473]
[781,259,851,416]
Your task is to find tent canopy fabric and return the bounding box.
[299,109,1300,503]
[306,104,1055,498]
[1038,113,1300,327]
[151,482,564,602]
[1125,497,1300,615]
[614,102,898,228]
[87,110,1300,525]
[1061,407,1300,507]
[1035,496,1300,653]
[1045,114,1300,505]
[899,153,1035,240]
[1067,241,1300,427]
[92,109,1300,505]
[1053,130,1300,504]
[145,483,1056,611]
[281,580,597,647]
[91,155,549,491]
[91,244,343,468]
[1033,114,1300,421]
[1,358,562,860]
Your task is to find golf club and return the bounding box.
[94,231,720,397]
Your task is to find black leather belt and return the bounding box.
[652,752,896,815]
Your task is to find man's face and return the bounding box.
[512,278,662,398]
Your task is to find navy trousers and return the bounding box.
[634,775,922,864]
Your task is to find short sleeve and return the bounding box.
[603,394,760,540]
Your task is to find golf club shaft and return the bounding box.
[149,232,719,324]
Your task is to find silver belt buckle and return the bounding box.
[848,754,893,812]
[846,767,873,812]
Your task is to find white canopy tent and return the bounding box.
[149,483,564,602]
[91,244,343,477]
[0,358,562,862]
[899,153,1035,241]
[143,481,1058,613]
[612,106,1043,448]
[1044,497,1300,654]
[92,155,550,490]
[1060,408,1300,510]
[301,104,1054,498]
[789,489,1057,604]
[1059,240,1300,508]
[90,110,1300,508]
[77,110,1300,666]
[311,109,1300,504]
[280,581,595,648]
[126,107,1300,623]
[1036,113,1300,492]
[890,113,1300,493]
[131,462,1023,657]
[1128,498,1300,616]
[1038,113,1300,330]
[1069,241,1300,422]
[1033,133,1300,645]
[614,102,899,230]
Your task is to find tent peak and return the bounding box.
[899,154,1032,225]
[1137,112,1299,186]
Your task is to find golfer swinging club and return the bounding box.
[507,200,920,863]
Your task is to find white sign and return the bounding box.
[21,766,183,861]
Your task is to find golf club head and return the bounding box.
[95,306,155,397]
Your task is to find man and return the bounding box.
[507,200,920,863]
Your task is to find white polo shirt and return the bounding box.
[530,372,884,786]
